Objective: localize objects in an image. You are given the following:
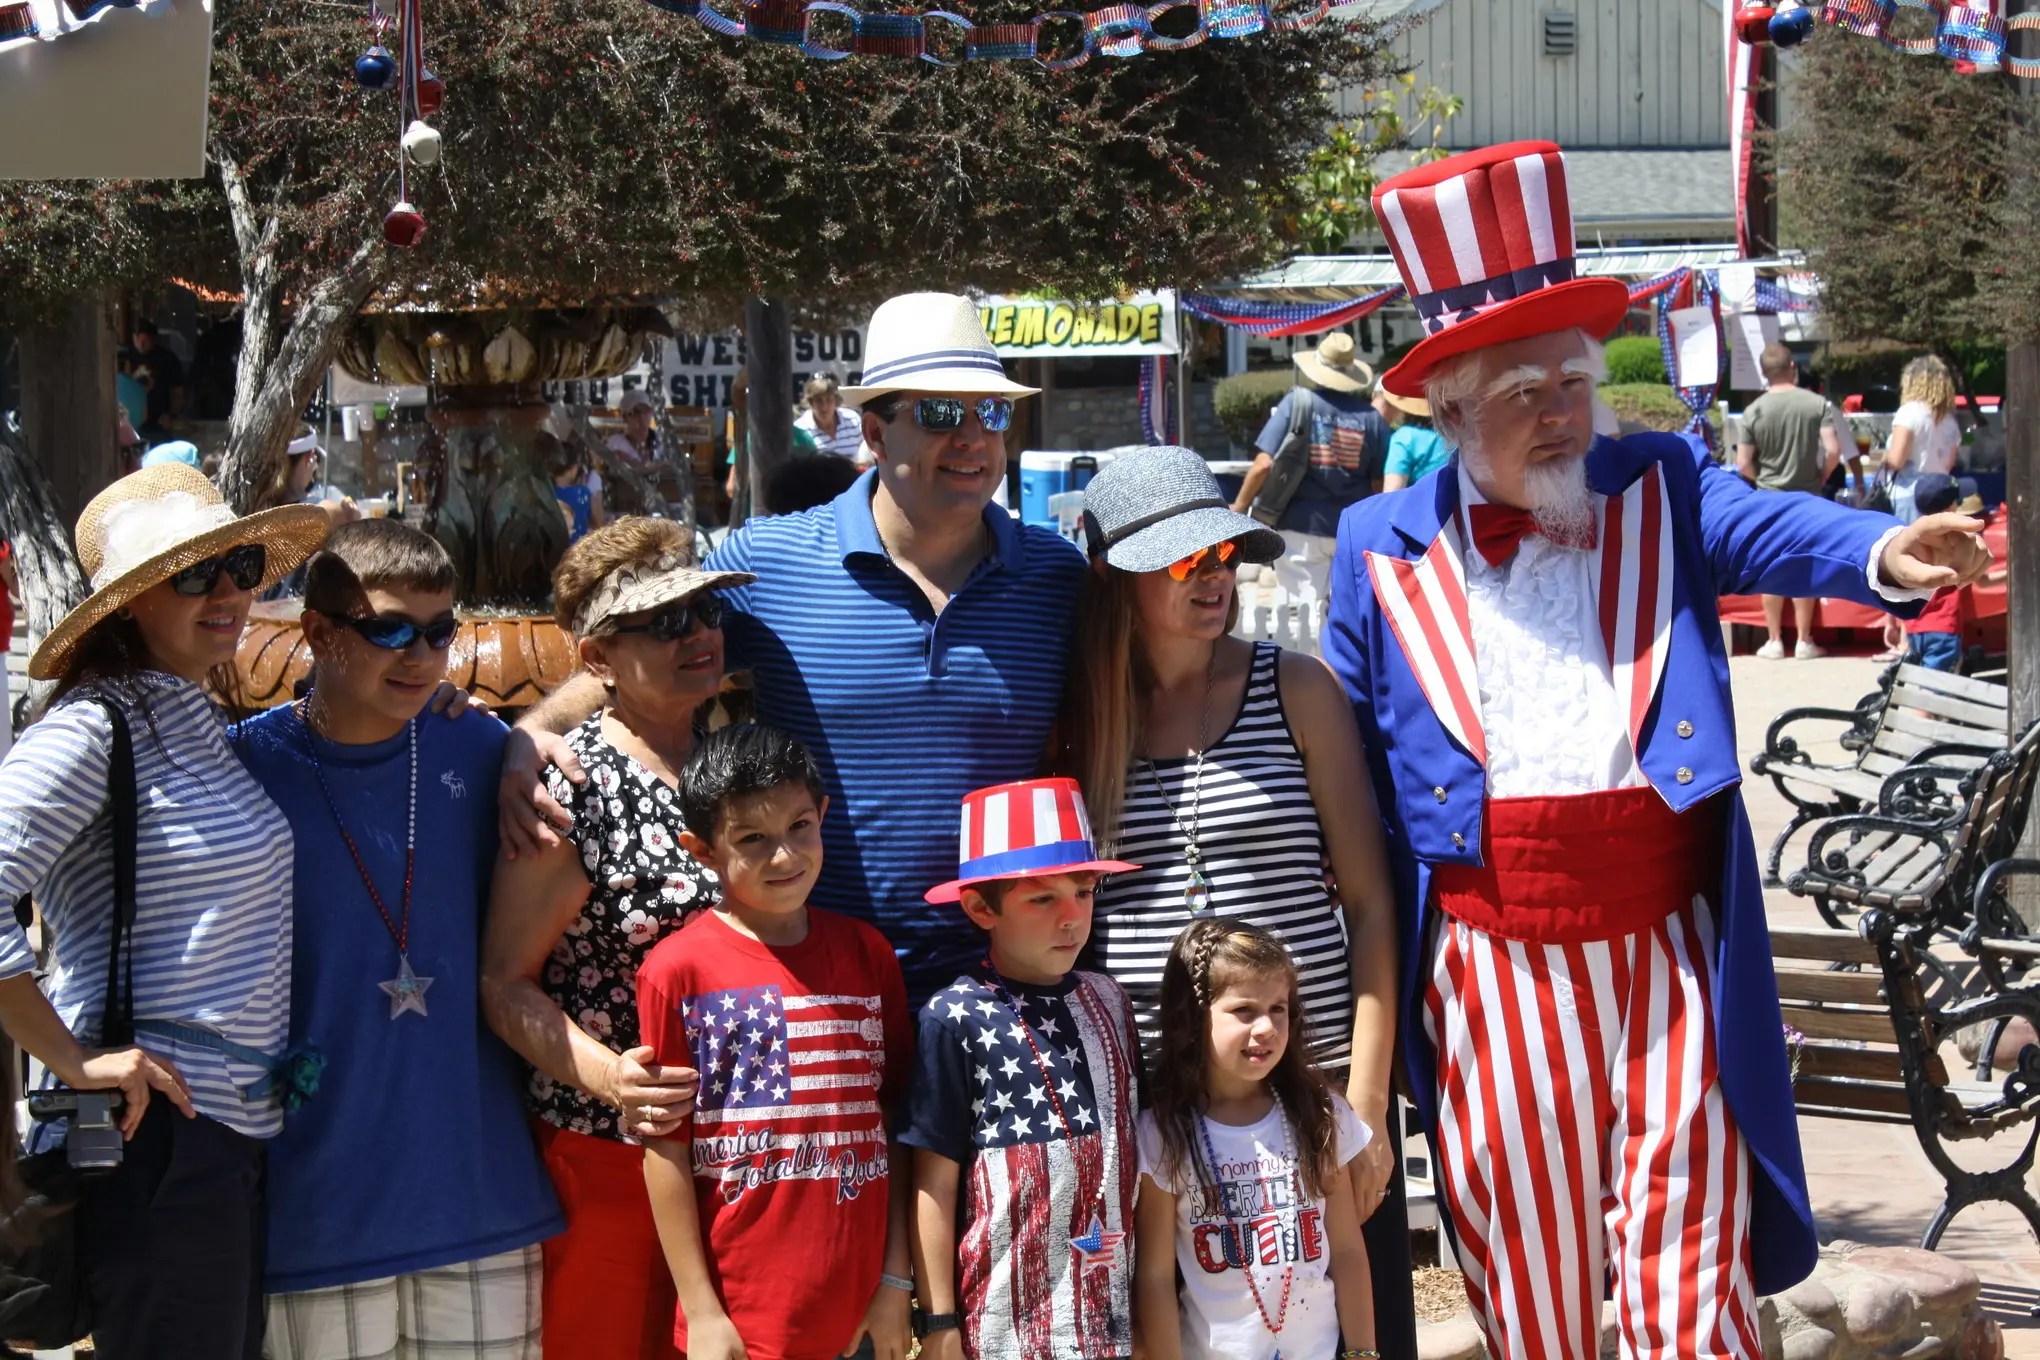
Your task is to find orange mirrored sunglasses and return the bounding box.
[1166,538,1242,582]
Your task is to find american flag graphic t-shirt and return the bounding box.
[900,964,1140,1360]
[638,908,910,1360]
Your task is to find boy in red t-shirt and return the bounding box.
[639,723,914,1360]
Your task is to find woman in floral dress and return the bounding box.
[482,517,753,1359]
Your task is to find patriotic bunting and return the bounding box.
[639,0,1327,66]
[0,0,170,59]
[1734,0,2039,78]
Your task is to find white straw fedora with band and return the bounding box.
[29,464,331,681]
[837,292,1040,403]
[1293,333,1375,396]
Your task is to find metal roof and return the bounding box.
[1209,246,1808,302]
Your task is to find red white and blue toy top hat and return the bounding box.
[925,778,1140,904]
[1371,141,1633,399]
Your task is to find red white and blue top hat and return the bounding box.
[1371,141,1633,399]
[925,777,1140,904]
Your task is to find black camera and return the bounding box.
[27,1090,125,1173]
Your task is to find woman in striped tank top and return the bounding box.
[0,463,330,1359]
[1062,446,1415,1352]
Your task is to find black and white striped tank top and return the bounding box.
[1092,642,1355,1074]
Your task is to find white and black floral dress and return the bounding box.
[530,714,718,1141]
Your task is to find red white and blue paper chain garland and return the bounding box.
[640,0,1329,66]
[1736,0,2039,78]
[0,0,167,58]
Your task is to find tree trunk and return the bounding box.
[211,143,388,514]
[744,297,794,516]
[16,292,119,529]
[0,431,92,721]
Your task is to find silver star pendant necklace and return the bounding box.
[1144,642,1219,913]
[299,697,432,1019]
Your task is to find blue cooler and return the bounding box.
[1018,451,1105,528]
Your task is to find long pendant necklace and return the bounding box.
[1143,643,1220,913]
[1196,1103,1298,1348]
[299,697,432,1019]
[982,964,1126,1275]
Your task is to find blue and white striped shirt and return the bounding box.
[0,673,295,1137]
[706,471,1085,1003]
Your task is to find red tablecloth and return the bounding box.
[1717,516,2006,652]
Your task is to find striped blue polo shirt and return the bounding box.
[706,471,1085,1003]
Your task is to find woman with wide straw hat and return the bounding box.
[0,462,328,1358]
[480,515,752,1360]
[1060,444,1416,1354]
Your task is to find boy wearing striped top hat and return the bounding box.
[900,779,1143,1360]
[1323,142,1991,1358]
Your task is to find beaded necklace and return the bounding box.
[298,698,433,1019]
[1194,1101,1298,1347]
[981,962,1126,1274]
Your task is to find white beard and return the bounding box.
[1460,436,1596,545]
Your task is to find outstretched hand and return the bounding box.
[1878,513,1990,593]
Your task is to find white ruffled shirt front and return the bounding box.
[1458,465,1923,799]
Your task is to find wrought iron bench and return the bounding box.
[1751,663,2009,883]
[1774,916,2040,1250]
[1783,721,2040,932]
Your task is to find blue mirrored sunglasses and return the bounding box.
[912,396,1013,434]
[323,611,460,651]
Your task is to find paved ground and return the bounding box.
[1730,646,2040,1351]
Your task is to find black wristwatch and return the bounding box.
[913,1309,960,1337]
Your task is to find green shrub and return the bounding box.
[1604,335,1668,386]
[1601,383,1700,433]
[1212,369,1298,449]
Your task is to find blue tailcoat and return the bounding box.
[1322,432,1919,1295]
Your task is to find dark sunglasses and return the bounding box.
[909,396,1014,434]
[609,595,724,642]
[323,610,460,651]
[1166,538,1243,582]
[170,543,266,596]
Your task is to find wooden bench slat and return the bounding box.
[1793,1042,1944,1086]
[1860,752,1910,777]
[1775,767,1888,801]
[1975,936,2040,961]
[1772,927,1877,964]
[1795,1100,1912,1125]
[1863,844,1944,893]
[1887,685,2010,732]
[1779,1003,1898,1043]
[1885,708,2009,749]
[1893,664,2011,707]
[1793,1077,1916,1118]
[1774,968,1886,1005]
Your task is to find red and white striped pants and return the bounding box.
[1422,904,1762,1360]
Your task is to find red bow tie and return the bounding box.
[1468,502,1597,567]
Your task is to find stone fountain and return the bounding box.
[236,303,680,710]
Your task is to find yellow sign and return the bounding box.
[977,291,1179,358]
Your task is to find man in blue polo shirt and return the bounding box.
[500,293,1085,1003]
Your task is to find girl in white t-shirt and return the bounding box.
[1135,920,1377,1360]
[1884,355,1962,524]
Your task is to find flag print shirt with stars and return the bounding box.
[900,964,1140,1360]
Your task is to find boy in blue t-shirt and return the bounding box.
[232,521,561,1359]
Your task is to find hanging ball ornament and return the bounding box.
[354,45,398,89]
[401,120,443,167]
[416,69,445,116]
[1734,2,1777,42]
[383,201,427,249]
[1769,1,1815,45]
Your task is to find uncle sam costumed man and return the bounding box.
[1321,142,1990,1360]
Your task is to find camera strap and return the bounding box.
[92,699,138,1050]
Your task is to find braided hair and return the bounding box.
[1148,919,1342,1200]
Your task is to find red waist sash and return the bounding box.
[1431,785,1724,943]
